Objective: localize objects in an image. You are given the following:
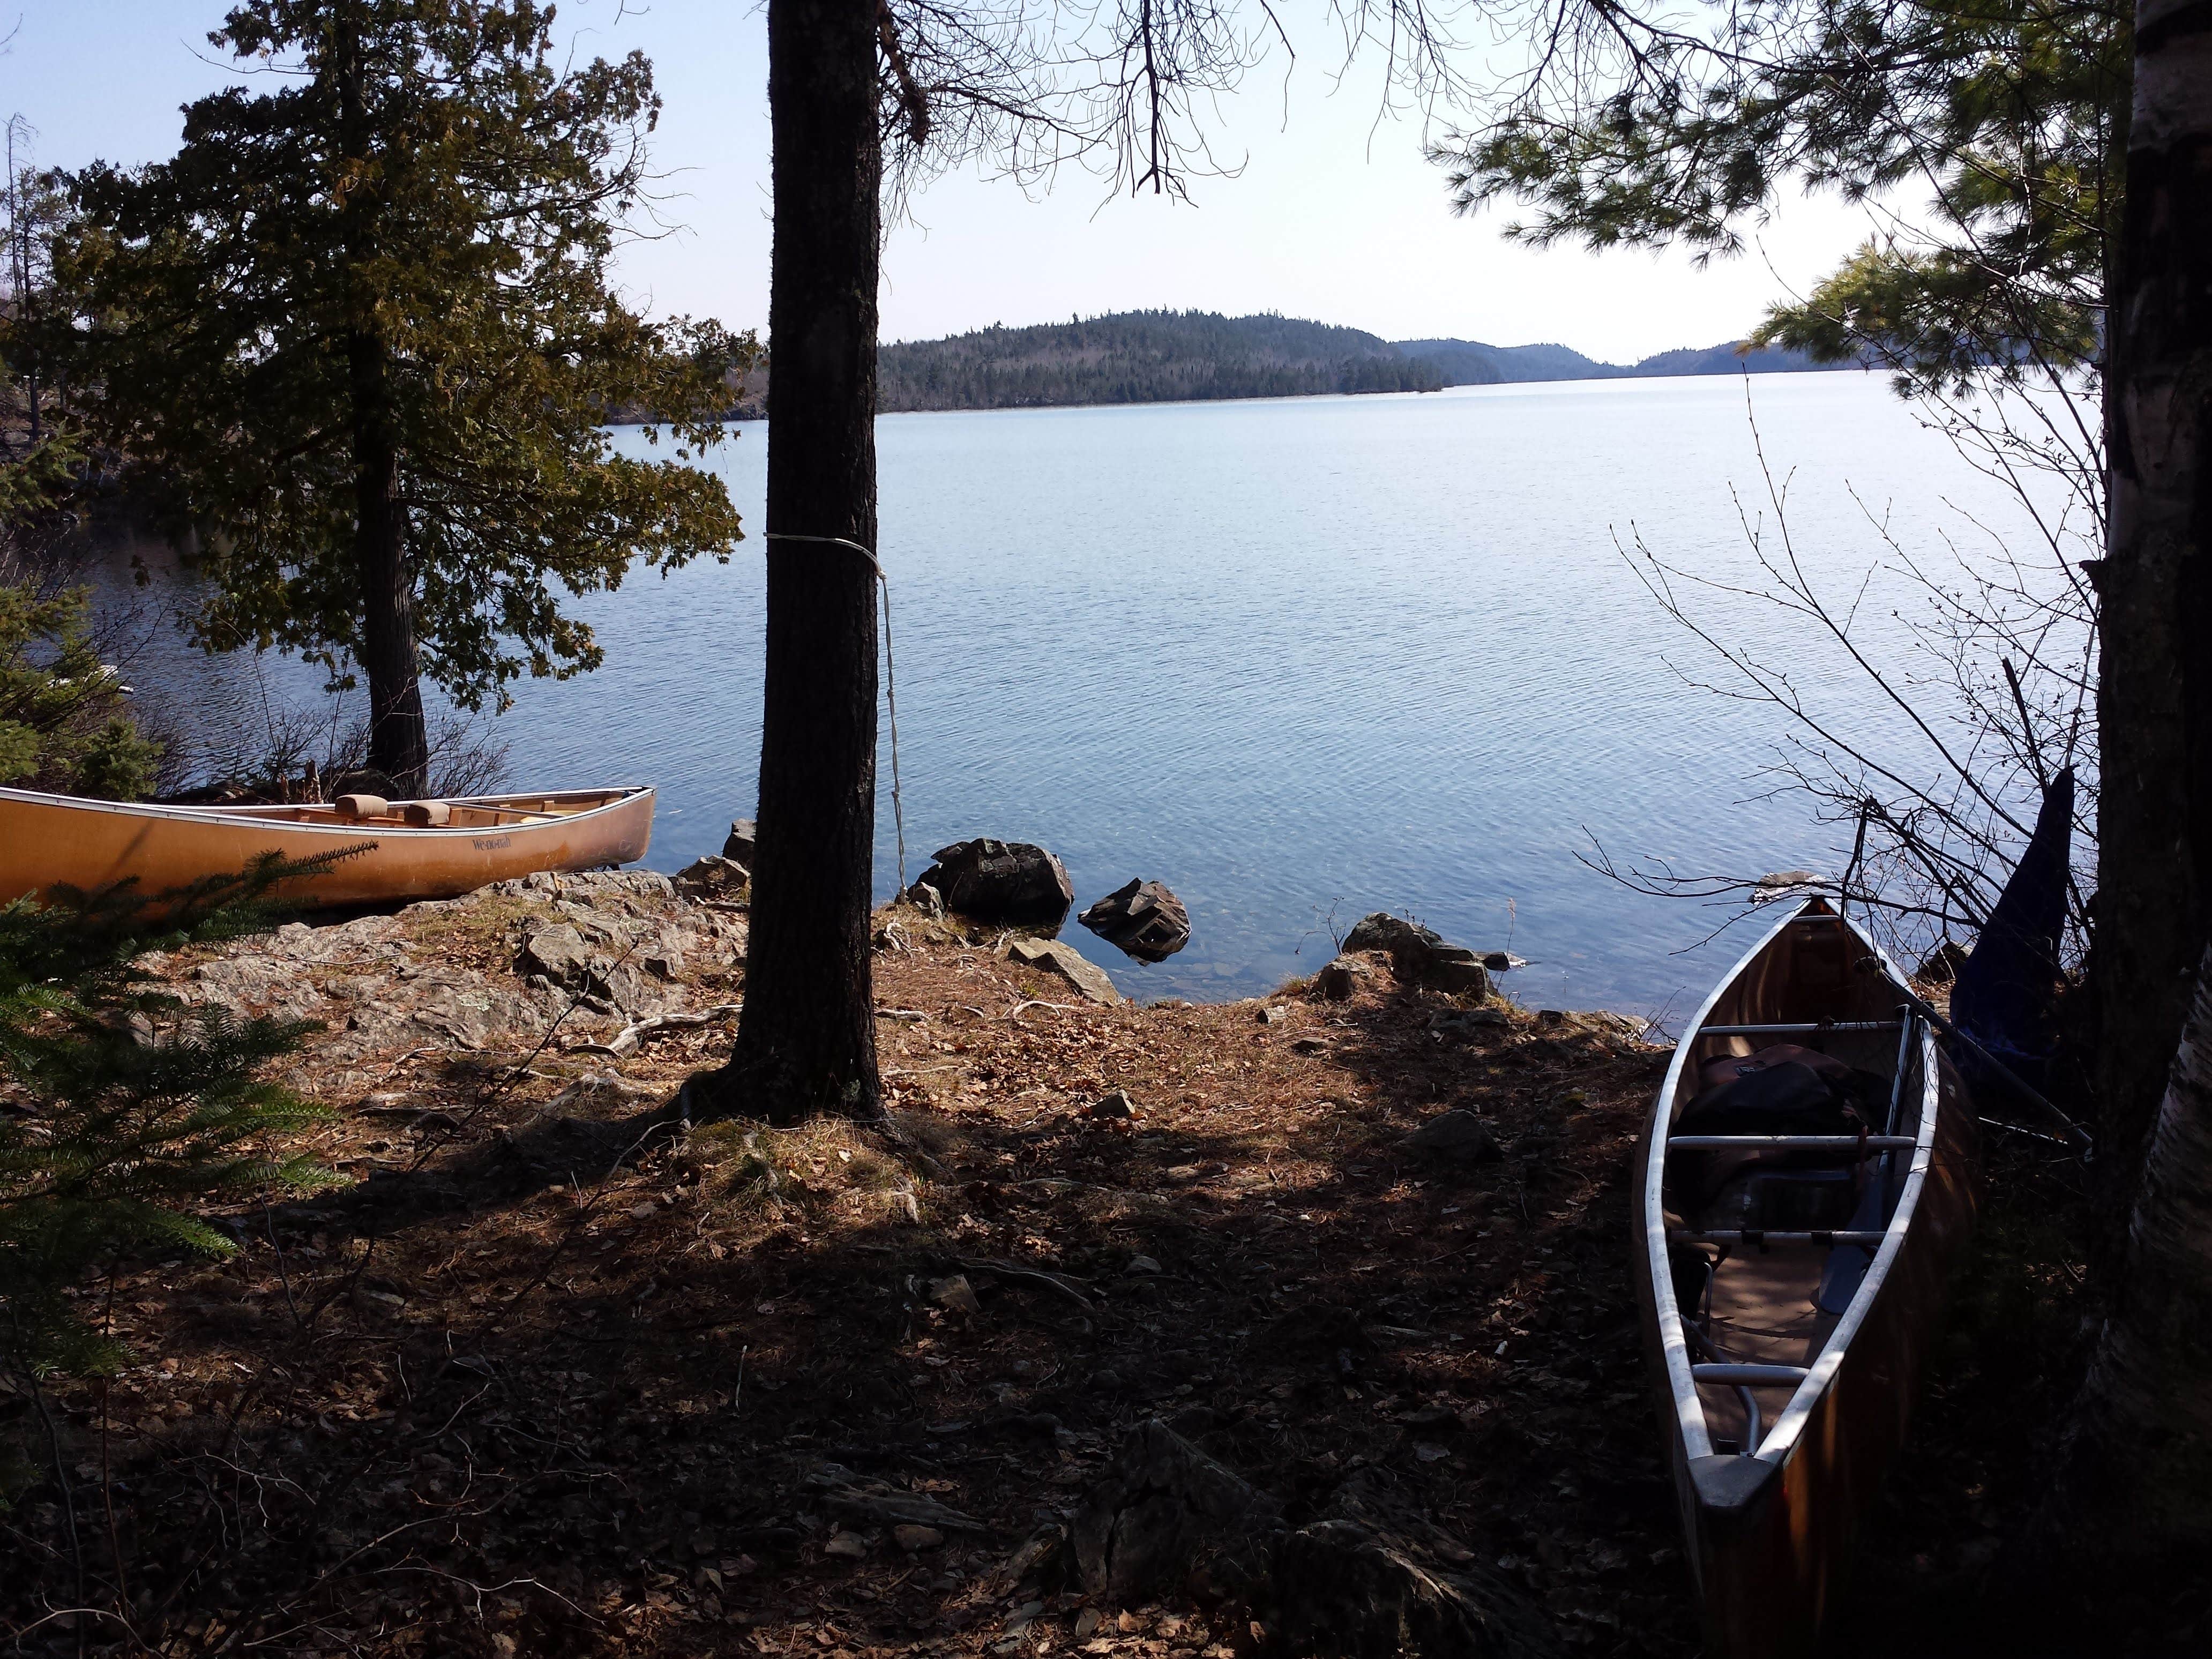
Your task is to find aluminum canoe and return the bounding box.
[1632,896,1978,1656]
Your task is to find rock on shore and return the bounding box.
[1324,911,1492,998]
[140,869,746,1103]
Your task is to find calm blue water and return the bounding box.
[93,373,2052,1014]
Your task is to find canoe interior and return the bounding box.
[178,789,640,832]
[1657,902,1931,1459]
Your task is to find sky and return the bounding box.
[2,1,1885,363]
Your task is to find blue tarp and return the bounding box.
[1949,766,2075,1094]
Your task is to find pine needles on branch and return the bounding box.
[0,853,354,1388]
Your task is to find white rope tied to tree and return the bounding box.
[763,532,908,890]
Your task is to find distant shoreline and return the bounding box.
[627,362,1877,429]
[626,309,1870,424]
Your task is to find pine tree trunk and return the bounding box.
[2094,0,2212,1233]
[696,0,883,1124]
[2043,941,2212,1563]
[335,3,430,798]
[347,328,430,797]
[2030,0,2212,1583]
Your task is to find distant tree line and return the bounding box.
[876,310,1444,412]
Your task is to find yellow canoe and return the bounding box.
[0,785,655,911]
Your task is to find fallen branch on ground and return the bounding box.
[570,1003,742,1058]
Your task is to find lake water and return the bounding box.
[89,372,2058,1016]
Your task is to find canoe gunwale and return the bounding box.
[1756,1014,1940,1463]
[1641,896,1941,1470]
[0,784,652,841]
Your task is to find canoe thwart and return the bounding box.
[1670,1228,1888,1247]
[1695,1021,1907,1036]
[1691,1363,1812,1387]
[1666,1135,1917,1151]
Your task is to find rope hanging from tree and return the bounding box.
[763,532,908,890]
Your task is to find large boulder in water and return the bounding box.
[915,839,1073,931]
[1078,878,1191,962]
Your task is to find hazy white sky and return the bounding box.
[5,0,1881,362]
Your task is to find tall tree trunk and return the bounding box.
[335,2,429,798]
[2094,0,2212,1234]
[346,327,430,796]
[2042,941,2212,1566]
[2029,0,2212,1587]
[695,0,883,1124]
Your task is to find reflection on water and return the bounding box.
[78,374,2060,1012]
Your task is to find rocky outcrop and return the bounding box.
[1079,879,1191,962]
[915,839,1073,931]
[143,869,745,1103]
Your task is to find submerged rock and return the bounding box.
[1078,878,1191,962]
[916,839,1073,931]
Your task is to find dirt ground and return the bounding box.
[0,886,2133,1656]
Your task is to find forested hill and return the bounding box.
[1396,336,1864,386]
[876,311,1444,412]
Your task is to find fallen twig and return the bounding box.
[570,1002,742,1058]
[956,1257,1098,1311]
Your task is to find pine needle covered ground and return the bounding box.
[0,878,2095,1656]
